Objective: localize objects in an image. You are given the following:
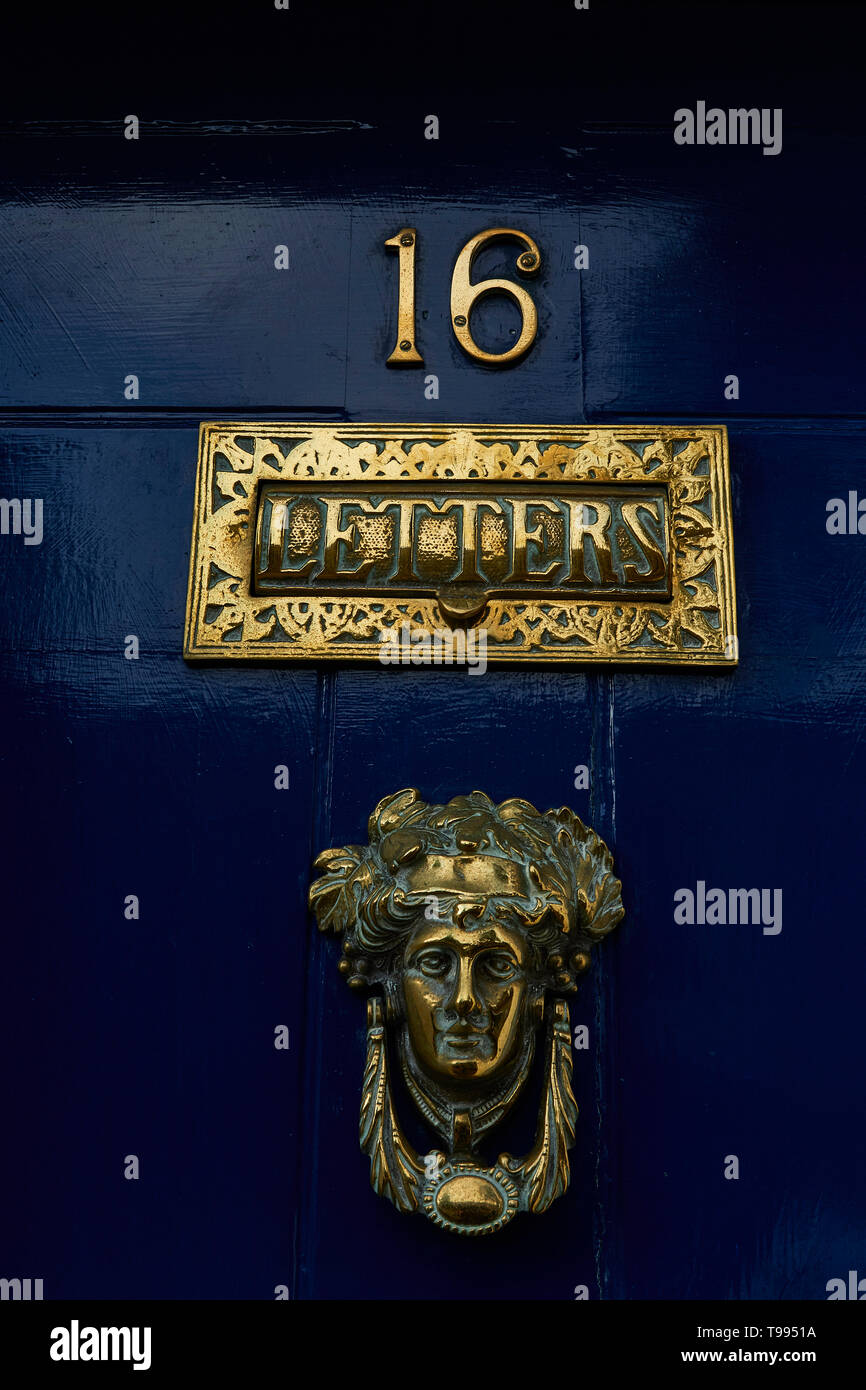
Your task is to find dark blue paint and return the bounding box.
[1,0,864,1301]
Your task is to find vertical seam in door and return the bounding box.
[342,210,354,413]
[577,201,586,424]
[590,671,619,1300]
[292,668,336,1299]
[604,671,624,1300]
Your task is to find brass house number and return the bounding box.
[385,227,542,367]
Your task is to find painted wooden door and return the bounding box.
[3,1,864,1302]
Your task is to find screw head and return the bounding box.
[453,314,467,327]
[400,233,414,246]
[399,340,412,351]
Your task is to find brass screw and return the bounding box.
[400,233,414,246]
[399,340,411,351]
[454,315,467,326]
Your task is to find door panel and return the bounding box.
[0,205,352,410]
[298,669,610,1298]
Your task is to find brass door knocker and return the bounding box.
[309,788,623,1236]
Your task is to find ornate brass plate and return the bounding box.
[310,788,624,1234]
[184,423,737,664]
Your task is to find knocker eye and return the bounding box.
[480,952,518,981]
[415,950,450,978]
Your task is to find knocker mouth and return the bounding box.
[433,1010,497,1057]
[438,1027,492,1055]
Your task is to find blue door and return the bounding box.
[3,0,864,1303]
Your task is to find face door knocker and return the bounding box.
[309,788,624,1236]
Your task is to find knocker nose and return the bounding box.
[450,903,489,1017]
[453,991,475,1019]
[450,958,481,1019]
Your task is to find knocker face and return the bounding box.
[309,788,624,1235]
[401,910,530,1085]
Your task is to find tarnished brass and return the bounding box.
[253,481,671,601]
[309,789,624,1235]
[184,423,737,664]
[449,228,541,365]
[384,229,423,367]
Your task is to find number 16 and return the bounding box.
[385,226,542,369]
